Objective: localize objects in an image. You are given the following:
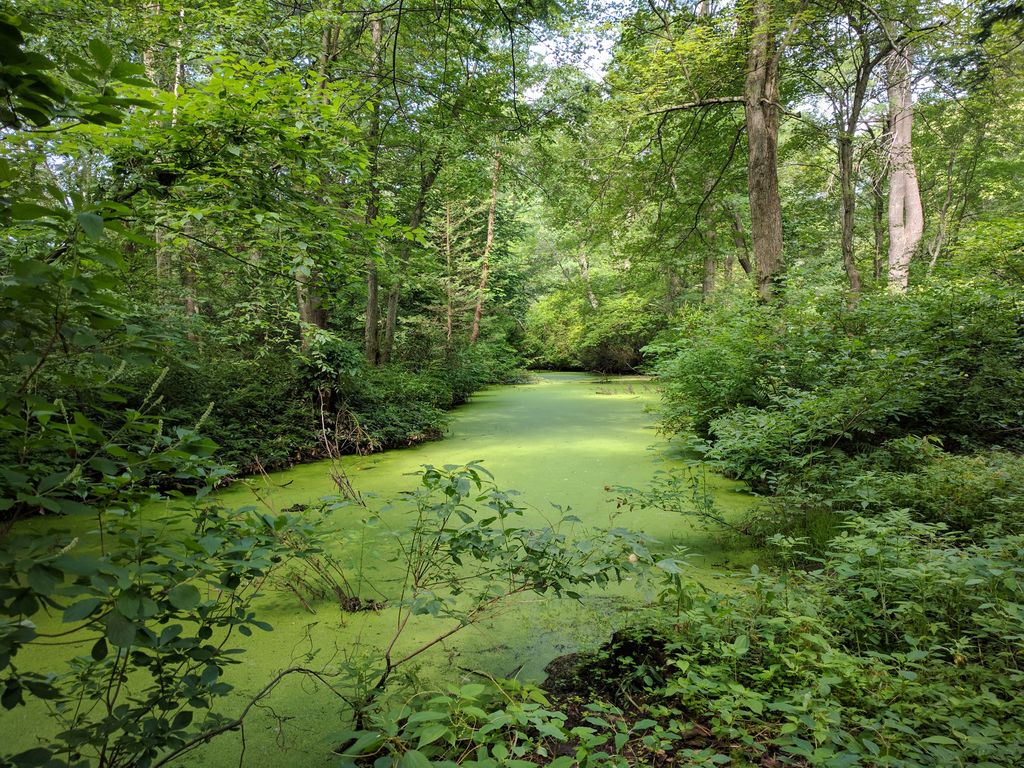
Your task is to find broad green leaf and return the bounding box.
[167,583,201,610]
[77,212,104,240]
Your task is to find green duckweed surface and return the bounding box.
[4,372,759,766]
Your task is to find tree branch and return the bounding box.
[646,96,746,115]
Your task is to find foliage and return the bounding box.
[652,280,1024,495]
[642,514,1024,767]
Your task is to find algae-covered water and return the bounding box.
[3,372,758,766]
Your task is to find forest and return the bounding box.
[1,0,1023,766]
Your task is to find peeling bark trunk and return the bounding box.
[743,0,784,300]
[886,45,924,293]
[470,150,501,344]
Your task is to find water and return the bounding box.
[3,372,757,766]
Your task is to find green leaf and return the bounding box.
[417,723,449,748]
[167,583,201,610]
[91,637,108,661]
[104,610,136,647]
[27,565,61,595]
[77,212,104,240]
[733,634,750,656]
[63,597,103,623]
[172,710,193,730]
[87,39,112,69]
[10,202,65,220]
[398,750,432,768]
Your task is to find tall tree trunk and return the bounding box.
[577,249,599,309]
[743,0,784,300]
[870,164,886,281]
[885,45,924,293]
[702,183,717,299]
[294,13,341,349]
[444,201,454,345]
[142,2,162,86]
[665,266,681,314]
[836,13,890,300]
[838,135,862,299]
[363,15,383,365]
[380,153,443,364]
[470,150,501,344]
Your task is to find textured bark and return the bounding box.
[743,0,784,300]
[363,16,383,365]
[470,150,501,344]
[886,45,924,293]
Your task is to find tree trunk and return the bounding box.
[380,153,443,364]
[470,150,501,344]
[577,249,599,309]
[363,15,383,365]
[701,186,717,299]
[444,201,454,345]
[743,0,784,300]
[885,45,924,293]
[871,168,886,281]
[927,150,956,271]
[727,204,753,276]
[838,135,862,299]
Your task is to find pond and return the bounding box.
[4,372,758,767]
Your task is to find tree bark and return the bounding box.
[743,0,784,300]
[727,204,753,276]
[577,249,599,309]
[702,180,717,299]
[871,169,886,281]
[444,201,454,345]
[380,153,443,363]
[470,150,501,344]
[363,15,383,365]
[885,44,924,293]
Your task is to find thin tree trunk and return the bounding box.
[470,150,501,344]
[702,184,717,299]
[665,266,681,314]
[871,168,886,281]
[171,7,185,124]
[886,45,924,293]
[927,150,956,271]
[727,204,753,276]
[142,2,161,86]
[743,0,784,299]
[444,201,454,345]
[577,249,599,309]
[380,153,443,363]
[363,15,383,365]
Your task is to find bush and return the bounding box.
[652,281,1024,493]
